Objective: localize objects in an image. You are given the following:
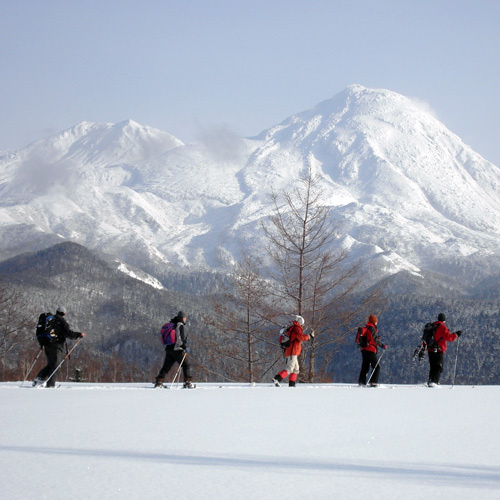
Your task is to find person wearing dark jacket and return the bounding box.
[358,315,387,387]
[33,306,85,388]
[273,315,313,387]
[427,313,462,387]
[155,311,194,388]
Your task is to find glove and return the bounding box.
[309,330,315,339]
[455,330,462,337]
[418,350,425,361]
[382,344,388,350]
[181,344,189,353]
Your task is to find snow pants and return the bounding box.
[157,349,191,382]
[358,350,380,385]
[35,342,64,387]
[428,351,444,384]
[277,355,300,383]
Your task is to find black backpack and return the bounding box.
[355,326,370,348]
[36,312,59,346]
[422,322,439,350]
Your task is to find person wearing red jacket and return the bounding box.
[427,313,462,387]
[358,315,387,387]
[273,315,313,387]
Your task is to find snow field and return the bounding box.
[0,382,499,500]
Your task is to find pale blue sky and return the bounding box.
[1,0,499,165]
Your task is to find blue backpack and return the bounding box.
[160,322,176,346]
[36,312,59,346]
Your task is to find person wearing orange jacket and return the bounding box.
[427,313,462,387]
[358,314,387,387]
[273,315,313,387]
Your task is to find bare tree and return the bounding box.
[262,169,383,381]
[0,281,35,365]
[204,256,276,382]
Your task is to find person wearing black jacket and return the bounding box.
[155,311,194,388]
[33,306,85,388]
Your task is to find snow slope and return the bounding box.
[1,85,499,284]
[1,382,499,500]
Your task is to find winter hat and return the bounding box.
[438,313,446,322]
[56,306,67,315]
[295,315,305,326]
[368,314,378,325]
[177,311,186,319]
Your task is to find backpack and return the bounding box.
[355,326,370,348]
[36,312,58,346]
[422,322,439,349]
[278,323,293,349]
[160,322,176,346]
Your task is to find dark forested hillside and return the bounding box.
[1,241,499,385]
[0,242,212,381]
[329,293,500,385]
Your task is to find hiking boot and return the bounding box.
[272,375,282,387]
[289,381,296,387]
[154,378,164,388]
[369,383,378,388]
[183,381,196,389]
[32,377,44,388]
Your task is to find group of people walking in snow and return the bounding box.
[271,311,461,388]
[31,304,462,389]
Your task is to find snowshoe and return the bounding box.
[154,378,165,388]
[32,377,45,388]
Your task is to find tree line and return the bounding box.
[0,169,499,384]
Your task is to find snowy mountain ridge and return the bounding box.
[1,84,499,289]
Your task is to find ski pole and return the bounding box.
[21,346,44,387]
[40,337,84,388]
[451,337,460,388]
[170,351,187,389]
[367,348,386,385]
[259,353,283,381]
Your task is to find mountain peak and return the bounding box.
[1,85,499,288]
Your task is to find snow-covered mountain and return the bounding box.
[1,85,499,288]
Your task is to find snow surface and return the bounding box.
[1,382,499,500]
